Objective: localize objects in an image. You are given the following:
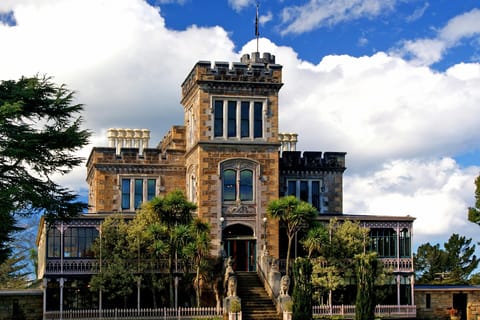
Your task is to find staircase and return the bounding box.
[236,271,280,320]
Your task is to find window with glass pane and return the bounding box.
[121,178,130,209]
[399,229,411,257]
[134,179,143,208]
[287,181,297,196]
[241,101,250,137]
[240,170,253,201]
[147,179,156,201]
[214,100,223,137]
[311,181,320,210]
[300,181,308,202]
[253,101,263,138]
[227,101,237,137]
[63,228,77,258]
[47,228,61,258]
[78,228,98,257]
[223,169,236,201]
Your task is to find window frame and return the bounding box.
[286,179,324,212]
[120,176,159,211]
[212,97,266,140]
[220,159,258,204]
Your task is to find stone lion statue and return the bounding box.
[227,274,237,297]
[224,257,234,291]
[280,275,290,296]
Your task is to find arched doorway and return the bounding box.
[222,224,256,271]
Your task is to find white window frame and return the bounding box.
[212,96,266,140]
[119,176,159,211]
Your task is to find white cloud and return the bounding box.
[395,8,480,66]
[405,2,429,23]
[279,0,396,35]
[344,158,480,246]
[2,0,480,248]
[260,11,273,26]
[228,0,254,12]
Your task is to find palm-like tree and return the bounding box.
[267,196,316,275]
[301,224,328,258]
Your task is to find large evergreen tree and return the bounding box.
[414,234,479,284]
[0,75,90,264]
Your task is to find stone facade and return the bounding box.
[36,51,415,312]
[0,290,43,320]
[415,285,480,320]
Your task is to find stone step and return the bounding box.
[235,272,280,320]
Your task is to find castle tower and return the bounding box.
[181,52,283,270]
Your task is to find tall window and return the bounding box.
[399,228,411,258]
[241,101,250,137]
[222,169,253,202]
[64,227,98,258]
[121,178,131,210]
[253,101,263,138]
[223,169,236,201]
[227,101,237,137]
[240,170,253,201]
[213,98,265,139]
[134,179,143,209]
[147,179,156,200]
[370,228,397,258]
[47,228,61,258]
[121,177,158,211]
[214,100,224,137]
[287,179,323,211]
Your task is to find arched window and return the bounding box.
[240,170,253,201]
[220,159,257,203]
[223,169,237,201]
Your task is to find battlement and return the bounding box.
[280,151,347,172]
[159,125,186,153]
[181,52,282,98]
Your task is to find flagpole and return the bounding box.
[255,1,259,53]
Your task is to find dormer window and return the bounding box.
[213,98,265,139]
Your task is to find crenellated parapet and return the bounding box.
[181,52,283,99]
[280,151,346,173]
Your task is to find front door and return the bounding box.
[222,224,256,271]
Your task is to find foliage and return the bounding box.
[229,298,241,313]
[414,233,479,284]
[354,252,378,320]
[267,196,316,275]
[90,215,135,307]
[311,219,371,306]
[292,257,313,320]
[0,75,90,264]
[129,190,215,308]
[468,175,480,226]
[0,253,30,288]
[301,224,328,258]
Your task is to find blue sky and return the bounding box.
[1,0,480,251]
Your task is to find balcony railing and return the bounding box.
[278,257,413,273]
[45,258,193,275]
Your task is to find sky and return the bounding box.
[1,0,480,252]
